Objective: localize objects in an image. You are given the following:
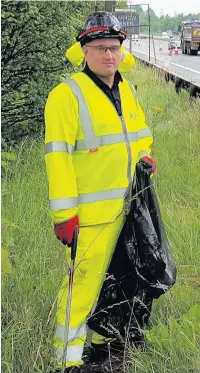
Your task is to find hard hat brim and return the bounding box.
[77,26,127,46]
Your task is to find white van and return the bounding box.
[162,32,168,39]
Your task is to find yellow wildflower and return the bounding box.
[152,106,165,113]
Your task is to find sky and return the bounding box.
[129,0,200,16]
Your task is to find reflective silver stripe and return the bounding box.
[50,197,78,210]
[128,80,138,108]
[55,323,86,343]
[65,79,95,145]
[128,132,138,142]
[45,130,150,156]
[64,77,139,205]
[120,116,132,199]
[65,78,141,153]
[45,141,74,155]
[121,49,129,61]
[76,132,139,150]
[138,128,152,139]
[54,344,84,363]
[79,187,127,204]
[49,188,127,210]
[138,150,150,158]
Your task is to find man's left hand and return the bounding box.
[141,155,157,174]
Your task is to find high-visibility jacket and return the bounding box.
[66,41,136,72]
[45,72,153,226]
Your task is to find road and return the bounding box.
[124,38,200,87]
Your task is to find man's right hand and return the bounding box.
[54,215,79,246]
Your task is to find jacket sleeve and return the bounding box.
[137,101,153,160]
[44,82,79,224]
[127,80,153,159]
[119,45,136,73]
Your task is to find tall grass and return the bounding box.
[126,65,200,372]
[2,62,200,373]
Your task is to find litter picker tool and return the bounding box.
[61,225,79,373]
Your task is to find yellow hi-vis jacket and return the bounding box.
[45,72,153,226]
[66,41,136,73]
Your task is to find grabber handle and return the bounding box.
[71,225,79,260]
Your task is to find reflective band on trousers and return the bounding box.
[45,141,74,155]
[55,344,84,363]
[49,187,127,210]
[55,323,86,343]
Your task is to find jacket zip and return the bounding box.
[98,89,132,187]
[120,115,132,194]
[99,97,133,201]
[82,75,133,195]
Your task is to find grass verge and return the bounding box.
[2,62,200,373]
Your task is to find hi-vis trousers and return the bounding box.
[53,213,125,368]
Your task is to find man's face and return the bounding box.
[82,38,121,77]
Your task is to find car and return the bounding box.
[132,34,139,41]
[174,39,181,49]
[162,32,169,39]
[168,41,177,50]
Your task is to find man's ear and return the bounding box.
[82,46,87,57]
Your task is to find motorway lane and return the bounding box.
[124,38,200,87]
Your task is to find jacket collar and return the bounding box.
[83,63,123,89]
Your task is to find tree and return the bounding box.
[1,1,95,148]
[134,5,144,14]
[115,1,127,9]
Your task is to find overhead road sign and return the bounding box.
[115,8,137,13]
[113,12,139,34]
[126,26,140,34]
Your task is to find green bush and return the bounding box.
[1,1,95,149]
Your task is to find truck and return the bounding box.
[180,20,200,55]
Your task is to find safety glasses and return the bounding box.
[85,45,121,54]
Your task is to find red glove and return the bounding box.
[142,155,157,174]
[54,215,79,246]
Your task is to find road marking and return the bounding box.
[170,62,200,75]
[132,49,166,63]
[156,57,166,62]
[132,48,200,84]
[132,50,154,58]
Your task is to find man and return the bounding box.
[65,40,136,73]
[45,11,156,373]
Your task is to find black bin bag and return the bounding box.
[125,159,177,298]
[87,160,177,342]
